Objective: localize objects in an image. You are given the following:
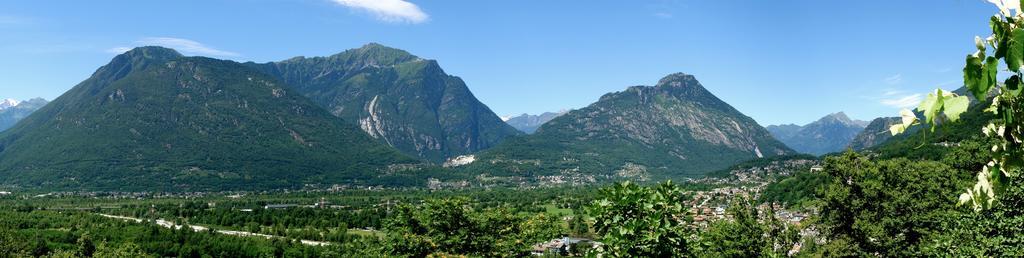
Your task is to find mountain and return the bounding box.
[0,47,419,191]
[766,112,868,155]
[0,98,48,132]
[0,99,20,110]
[245,43,521,163]
[460,73,794,182]
[504,111,568,133]
[850,86,992,151]
[863,86,997,158]
[847,117,900,150]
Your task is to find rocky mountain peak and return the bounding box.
[0,99,20,110]
[655,72,699,88]
[823,112,852,123]
[123,46,182,59]
[818,112,869,127]
[93,46,183,83]
[246,43,521,163]
[766,111,869,155]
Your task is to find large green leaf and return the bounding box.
[1007,75,1023,97]
[993,16,1009,58]
[1008,28,1024,72]
[918,89,942,126]
[943,95,970,122]
[965,54,986,101]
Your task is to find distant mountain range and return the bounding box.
[460,73,793,182]
[0,98,48,132]
[0,47,420,191]
[246,43,521,163]
[0,44,909,191]
[766,112,868,155]
[847,117,900,151]
[0,99,20,110]
[503,111,568,133]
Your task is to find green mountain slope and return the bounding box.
[245,44,521,163]
[856,86,996,160]
[460,73,794,181]
[0,47,418,191]
[766,112,868,155]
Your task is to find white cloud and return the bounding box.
[882,89,905,96]
[331,0,429,24]
[880,93,923,109]
[0,15,29,25]
[108,37,239,57]
[106,47,133,54]
[654,12,674,19]
[883,73,903,85]
[137,37,239,57]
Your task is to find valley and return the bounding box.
[2,1,1023,256]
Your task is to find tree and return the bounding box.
[816,152,969,256]
[892,0,1024,211]
[76,233,95,257]
[693,197,798,257]
[588,181,691,257]
[568,213,589,237]
[92,242,155,258]
[384,198,563,257]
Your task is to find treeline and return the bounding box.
[0,210,377,257]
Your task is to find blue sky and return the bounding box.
[0,0,1003,125]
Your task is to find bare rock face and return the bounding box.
[247,43,521,163]
[463,73,794,180]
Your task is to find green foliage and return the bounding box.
[692,198,799,257]
[0,47,421,191]
[816,152,972,256]
[92,242,154,258]
[568,213,590,237]
[901,3,1024,211]
[588,181,691,257]
[383,198,564,257]
[0,209,346,257]
[760,170,829,208]
[924,175,1024,256]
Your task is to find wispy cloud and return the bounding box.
[883,73,903,85]
[331,0,429,24]
[654,12,674,19]
[0,15,30,25]
[880,93,923,109]
[106,47,133,54]
[882,89,906,96]
[108,37,239,57]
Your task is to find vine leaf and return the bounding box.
[1007,28,1024,72]
[917,89,943,126]
[889,109,919,136]
[943,95,970,122]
